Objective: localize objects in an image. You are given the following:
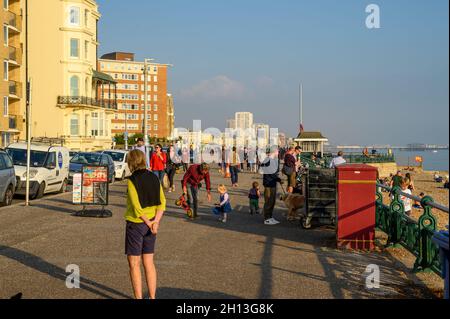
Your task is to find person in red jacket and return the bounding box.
[150,144,167,183]
[181,163,212,219]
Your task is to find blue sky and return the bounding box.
[97,0,449,145]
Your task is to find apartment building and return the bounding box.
[98,52,171,139]
[0,0,23,147]
[235,112,254,131]
[26,0,116,151]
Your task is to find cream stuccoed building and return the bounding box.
[25,0,117,151]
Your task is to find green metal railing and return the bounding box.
[322,153,395,164]
[300,154,323,168]
[376,183,449,275]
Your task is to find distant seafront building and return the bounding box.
[226,119,236,130]
[253,123,270,146]
[235,112,253,130]
[98,52,172,139]
[26,0,118,151]
[294,131,328,155]
[0,0,23,147]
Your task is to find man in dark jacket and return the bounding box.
[181,163,212,219]
[260,148,282,225]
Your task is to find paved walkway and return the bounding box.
[0,169,440,299]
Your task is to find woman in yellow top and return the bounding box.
[125,149,166,299]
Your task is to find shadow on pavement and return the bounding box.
[163,196,438,299]
[0,245,132,299]
[157,287,240,299]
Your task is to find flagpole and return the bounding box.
[299,84,303,127]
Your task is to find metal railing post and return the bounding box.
[414,196,438,273]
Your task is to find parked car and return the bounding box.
[6,143,70,199]
[69,151,79,160]
[102,150,130,180]
[69,152,116,183]
[0,150,16,206]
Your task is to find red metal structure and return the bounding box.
[336,164,378,250]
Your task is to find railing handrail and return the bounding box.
[376,182,449,214]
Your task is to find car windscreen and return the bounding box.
[103,152,125,162]
[6,148,48,167]
[70,153,102,165]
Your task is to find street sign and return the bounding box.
[72,165,112,218]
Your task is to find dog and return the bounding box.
[280,193,306,221]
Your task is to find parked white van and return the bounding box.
[6,143,70,199]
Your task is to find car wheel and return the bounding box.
[35,182,45,199]
[1,185,14,206]
[59,179,68,193]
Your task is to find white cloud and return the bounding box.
[180,75,246,100]
[255,75,274,87]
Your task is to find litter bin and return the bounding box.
[303,168,337,229]
[432,227,449,299]
[336,164,378,250]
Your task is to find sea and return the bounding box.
[393,150,449,172]
[326,147,449,172]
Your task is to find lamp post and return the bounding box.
[124,106,128,150]
[143,58,154,167]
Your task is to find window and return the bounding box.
[3,60,8,80]
[153,105,158,111]
[1,152,13,169]
[91,112,98,136]
[154,114,158,121]
[154,85,158,92]
[70,75,79,96]
[70,38,80,58]
[153,95,158,102]
[154,76,158,82]
[84,40,89,59]
[85,77,89,96]
[3,96,8,117]
[99,112,104,136]
[3,25,8,46]
[3,0,8,10]
[69,7,80,26]
[84,9,89,27]
[46,153,57,168]
[70,114,79,136]
[154,124,158,131]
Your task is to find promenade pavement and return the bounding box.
[0,168,440,299]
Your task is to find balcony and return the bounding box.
[8,46,22,65]
[57,96,118,110]
[7,11,22,32]
[9,81,22,99]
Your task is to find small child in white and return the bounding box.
[214,184,232,223]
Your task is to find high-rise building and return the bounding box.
[25,0,117,151]
[98,52,172,139]
[226,119,236,129]
[235,112,253,130]
[253,123,270,146]
[0,0,23,147]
